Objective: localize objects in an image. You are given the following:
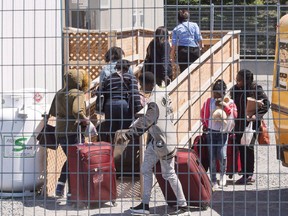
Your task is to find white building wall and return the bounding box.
[67,0,164,31]
[99,0,164,31]
[0,0,62,103]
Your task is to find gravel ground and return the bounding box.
[1,75,288,216]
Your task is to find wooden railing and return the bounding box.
[168,30,241,147]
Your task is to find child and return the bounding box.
[120,72,188,215]
[200,79,237,189]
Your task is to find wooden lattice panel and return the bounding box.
[45,147,67,197]
[68,32,109,62]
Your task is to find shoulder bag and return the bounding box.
[37,114,58,150]
[258,120,270,145]
[95,86,106,114]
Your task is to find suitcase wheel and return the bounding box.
[201,203,209,211]
[112,200,117,207]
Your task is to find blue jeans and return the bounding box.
[206,129,228,183]
[103,99,133,142]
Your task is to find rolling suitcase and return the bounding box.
[226,134,242,178]
[155,148,212,210]
[68,142,117,207]
[114,135,140,178]
[192,133,209,171]
[192,133,241,178]
[97,121,140,177]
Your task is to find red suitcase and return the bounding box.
[192,134,241,178]
[68,142,117,207]
[226,134,242,178]
[155,148,212,210]
[192,133,209,171]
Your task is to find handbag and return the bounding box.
[258,120,270,145]
[37,115,58,150]
[113,129,130,159]
[241,121,256,147]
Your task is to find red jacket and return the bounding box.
[200,98,238,129]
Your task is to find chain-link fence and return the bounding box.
[0,1,287,216]
[165,4,288,58]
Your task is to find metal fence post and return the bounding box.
[210,3,214,39]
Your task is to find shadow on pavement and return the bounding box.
[91,204,208,216]
[21,195,117,211]
[210,187,288,216]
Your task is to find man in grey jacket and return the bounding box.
[123,72,187,215]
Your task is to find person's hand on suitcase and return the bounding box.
[114,129,132,145]
[80,117,90,127]
[114,129,133,159]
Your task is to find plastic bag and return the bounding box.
[241,122,255,146]
[85,122,97,137]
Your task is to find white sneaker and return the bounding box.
[212,182,219,191]
[219,174,227,187]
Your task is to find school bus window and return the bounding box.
[279,42,288,65]
[276,42,288,90]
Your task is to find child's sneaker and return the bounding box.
[55,182,65,197]
[219,174,227,187]
[130,202,150,215]
[66,193,72,206]
[212,182,219,191]
[246,176,256,185]
[169,206,189,215]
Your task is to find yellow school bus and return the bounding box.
[272,14,288,167]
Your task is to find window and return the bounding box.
[277,41,288,90]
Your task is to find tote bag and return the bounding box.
[241,122,256,147]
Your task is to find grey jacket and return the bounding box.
[128,85,176,160]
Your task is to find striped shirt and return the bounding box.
[96,61,133,88]
[102,72,142,114]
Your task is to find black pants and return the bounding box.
[57,134,84,192]
[235,133,255,177]
[177,46,200,73]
